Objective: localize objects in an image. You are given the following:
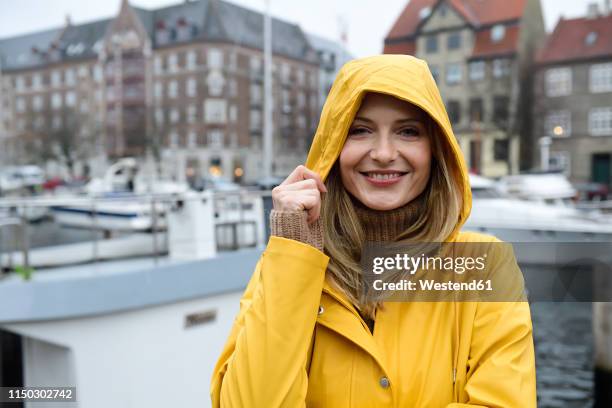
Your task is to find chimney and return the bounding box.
[604,0,611,16]
[586,2,600,19]
[65,14,72,26]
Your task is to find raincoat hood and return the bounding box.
[305,54,472,242]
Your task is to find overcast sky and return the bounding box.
[0,0,597,58]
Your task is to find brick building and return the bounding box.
[384,0,546,176]
[534,5,612,186]
[0,0,321,183]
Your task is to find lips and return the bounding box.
[359,171,408,185]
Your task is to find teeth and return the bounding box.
[367,173,401,180]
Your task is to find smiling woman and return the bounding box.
[211,54,536,407]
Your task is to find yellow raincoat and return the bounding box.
[211,55,536,407]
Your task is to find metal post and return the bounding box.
[263,0,273,179]
[539,136,551,171]
[91,199,99,262]
[20,205,29,269]
[151,196,158,265]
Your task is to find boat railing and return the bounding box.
[0,189,274,273]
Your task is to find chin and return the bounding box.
[361,197,405,211]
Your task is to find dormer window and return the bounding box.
[419,7,431,20]
[585,31,598,46]
[156,20,169,45]
[176,17,191,42]
[491,25,505,42]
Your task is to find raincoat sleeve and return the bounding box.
[447,240,537,408]
[210,236,330,408]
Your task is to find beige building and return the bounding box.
[0,0,321,184]
[384,0,546,177]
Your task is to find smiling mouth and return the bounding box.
[360,171,408,181]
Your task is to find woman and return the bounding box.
[211,55,536,407]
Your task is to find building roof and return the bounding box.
[385,0,526,41]
[0,0,317,72]
[536,14,612,65]
[471,24,520,59]
[384,0,527,57]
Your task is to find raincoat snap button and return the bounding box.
[379,376,390,389]
[318,305,325,315]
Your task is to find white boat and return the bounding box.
[51,158,190,231]
[496,172,577,207]
[465,174,612,242]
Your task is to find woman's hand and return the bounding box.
[272,165,328,224]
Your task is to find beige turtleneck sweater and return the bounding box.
[269,194,424,333]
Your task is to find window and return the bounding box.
[229,104,237,122]
[228,79,238,97]
[282,89,292,113]
[65,91,76,107]
[297,92,306,108]
[168,54,178,73]
[545,110,571,137]
[207,48,223,69]
[493,139,509,161]
[51,92,62,109]
[493,59,511,78]
[250,84,262,104]
[51,71,62,87]
[281,64,291,84]
[545,67,572,97]
[168,80,178,98]
[250,56,262,78]
[32,95,43,112]
[446,100,461,124]
[187,104,197,123]
[154,56,163,75]
[493,96,509,127]
[93,66,103,82]
[186,78,197,97]
[250,109,262,131]
[296,69,305,86]
[187,131,197,148]
[52,115,62,129]
[170,108,180,124]
[469,98,483,122]
[590,63,612,93]
[425,35,438,53]
[32,74,43,90]
[186,51,197,70]
[204,99,227,124]
[469,61,485,81]
[447,32,461,50]
[154,82,163,100]
[78,65,89,78]
[208,130,224,148]
[169,132,178,148]
[155,108,164,125]
[429,65,439,83]
[15,76,25,92]
[65,69,76,86]
[446,63,462,85]
[16,97,26,113]
[491,24,506,42]
[585,31,598,46]
[589,108,612,136]
[80,101,89,114]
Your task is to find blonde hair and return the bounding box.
[320,115,463,319]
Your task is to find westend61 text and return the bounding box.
[372,279,493,291]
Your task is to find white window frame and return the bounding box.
[491,24,506,42]
[186,78,197,97]
[545,110,571,137]
[168,80,178,99]
[590,63,612,93]
[170,108,180,124]
[187,104,197,123]
[545,67,572,97]
[469,61,485,81]
[51,92,62,109]
[186,51,197,70]
[207,48,223,69]
[207,129,224,148]
[168,53,178,73]
[446,63,462,85]
[589,107,612,136]
[65,69,76,86]
[204,99,227,124]
[492,59,510,78]
[154,56,163,75]
[65,91,76,107]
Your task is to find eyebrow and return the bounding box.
[353,116,425,125]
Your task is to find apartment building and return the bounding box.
[534,5,612,186]
[384,0,545,176]
[0,0,320,183]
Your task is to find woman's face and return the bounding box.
[339,93,432,211]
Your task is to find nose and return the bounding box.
[369,135,398,163]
